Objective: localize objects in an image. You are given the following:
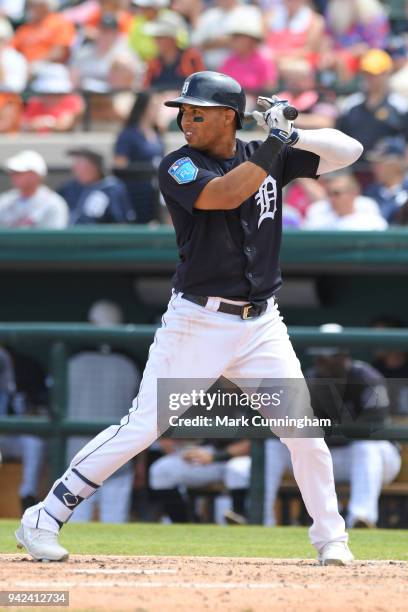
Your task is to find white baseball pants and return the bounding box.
[23,292,347,550]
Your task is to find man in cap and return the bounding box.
[365,136,408,222]
[336,49,408,166]
[58,148,135,224]
[129,0,188,61]
[17,71,362,566]
[0,150,68,228]
[192,0,247,71]
[264,324,401,529]
[142,11,204,90]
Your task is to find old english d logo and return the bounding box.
[255,176,277,228]
[63,492,79,508]
[181,80,190,95]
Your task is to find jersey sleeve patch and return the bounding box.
[168,157,198,184]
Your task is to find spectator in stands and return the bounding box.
[0,151,69,228]
[70,13,143,93]
[0,18,27,133]
[0,346,48,512]
[393,201,408,225]
[284,177,327,220]
[150,439,250,523]
[113,91,164,224]
[263,324,402,528]
[322,0,390,82]
[143,11,204,91]
[0,0,26,23]
[336,50,408,166]
[303,170,387,230]
[171,0,203,35]
[21,64,84,133]
[76,0,133,37]
[128,0,187,62]
[68,300,141,523]
[59,147,135,224]
[364,137,408,223]
[191,0,244,71]
[371,316,408,417]
[219,5,277,94]
[11,0,76,66]
[277,58,337,129]
[265,0,325,70]
[388,35,408,99]
[0,18,28,92]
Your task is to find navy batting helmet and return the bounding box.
[164,71,246,130]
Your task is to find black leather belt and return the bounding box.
[181,294,268,319]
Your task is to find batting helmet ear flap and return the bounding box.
[177,109,183,131]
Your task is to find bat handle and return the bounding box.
[283,106,298,121]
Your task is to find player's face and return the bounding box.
[180,104,235,150]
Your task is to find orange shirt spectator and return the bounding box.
[11,1,76,64]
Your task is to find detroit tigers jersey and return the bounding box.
[158,138,319,302]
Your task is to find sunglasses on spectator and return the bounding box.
[327,188,351,197]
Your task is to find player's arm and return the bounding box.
[194,162,269,211]
[195,106,298,211]
[292,128,363,175]
[251,97,363,176]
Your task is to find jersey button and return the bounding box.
[245,246,255,253]
[247,272,254,278]
[241,220,249,228]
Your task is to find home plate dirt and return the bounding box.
[1,554,407,611]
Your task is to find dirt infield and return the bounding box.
[0,554,407,612]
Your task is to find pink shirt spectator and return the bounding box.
[220,49,277,92]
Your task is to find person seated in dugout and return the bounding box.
[150,377,252,524]
[263,324,401,528]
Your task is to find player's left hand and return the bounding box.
[252,96,299,145]
[183,447,213,465]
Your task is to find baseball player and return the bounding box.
[16,71,362,565]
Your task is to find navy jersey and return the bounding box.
[59,176,135,225]
[158,138,319,302]
[336,92,408,159]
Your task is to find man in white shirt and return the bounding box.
[302,170,388,230]
[0,150,69,228]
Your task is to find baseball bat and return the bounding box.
[244,105,299,122]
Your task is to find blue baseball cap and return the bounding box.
[367,136,406,161]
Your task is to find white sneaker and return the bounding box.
[318,541,354,566]
[15,524,69,562]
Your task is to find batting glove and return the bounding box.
[252,96,299,146]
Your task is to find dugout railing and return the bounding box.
[0,324,408,523]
